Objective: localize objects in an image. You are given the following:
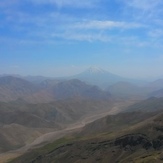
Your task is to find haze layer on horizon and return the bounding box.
[1,0,163,79]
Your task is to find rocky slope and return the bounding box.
[10,97,163,163]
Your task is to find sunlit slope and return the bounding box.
[0,99,114,153]
[10,97,163,163]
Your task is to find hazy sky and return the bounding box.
[1,0,163,78]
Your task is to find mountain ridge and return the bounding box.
[0,76,112,103]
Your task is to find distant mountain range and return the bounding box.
[70,67,147,89]
[0,67,148,88]
[49,79,111,100]
[150,88,163,97]
[0,76,42,102]
[108,81,163,99]
[1,67,163,103]
[0,76,112,103]
[108,82,147,99]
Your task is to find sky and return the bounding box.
[0,0,163,79]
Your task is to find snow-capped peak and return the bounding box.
[87,66,106,74]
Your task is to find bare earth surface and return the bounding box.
[0,100,134,163]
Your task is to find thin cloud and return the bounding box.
[148,29,163,38]
[122,0,163,21]
[0,0,162,48]
[28,0,99,8]
[124,0,162,11]
[49,30,111,42]
[72,20,144,30]
[0,0,18,7]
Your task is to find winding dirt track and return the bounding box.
[0,101,133,163]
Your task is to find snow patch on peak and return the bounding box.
[87,66,106,74]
